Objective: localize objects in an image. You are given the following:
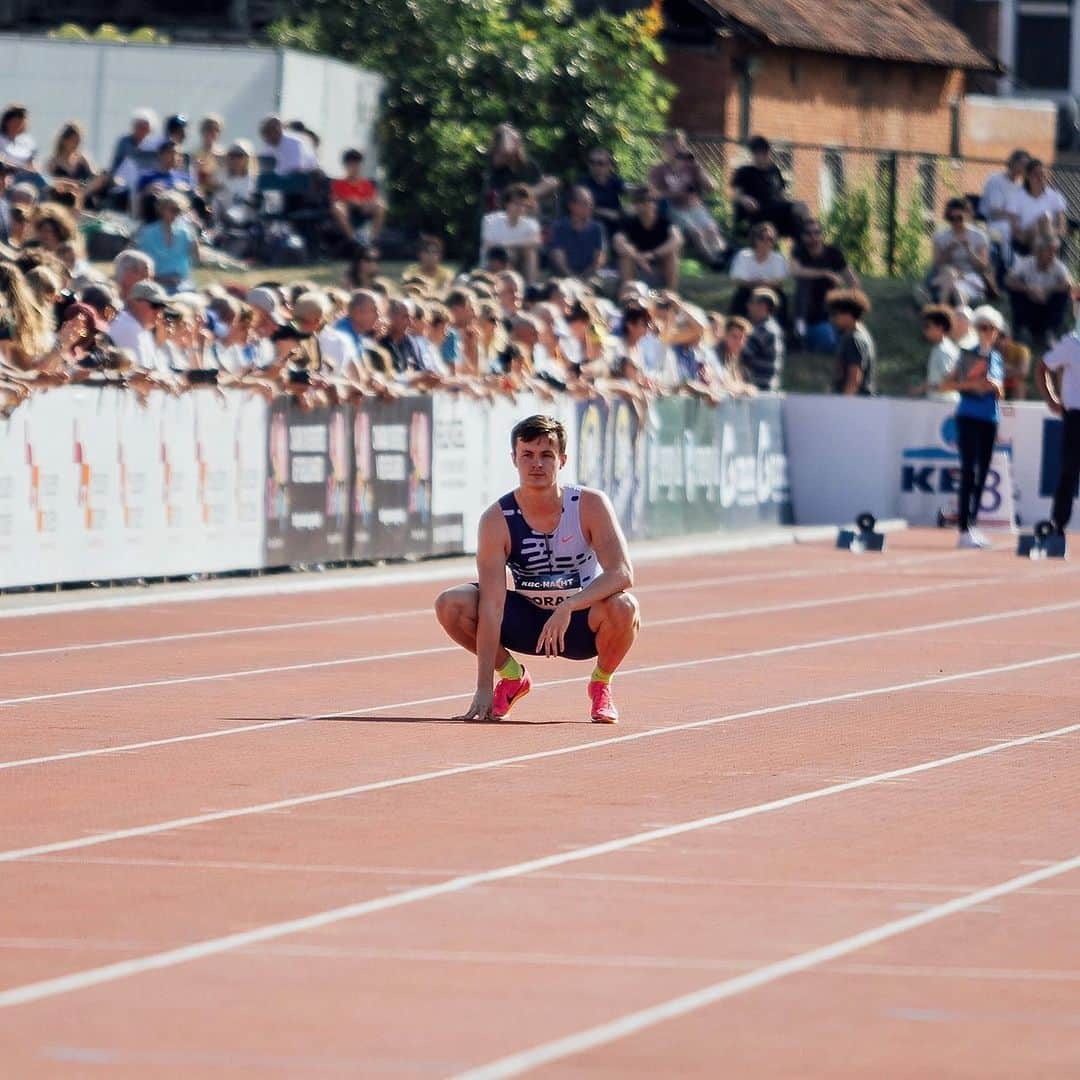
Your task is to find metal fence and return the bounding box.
[642,133,1080,280]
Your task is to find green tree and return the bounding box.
[270,0,672,251]
[824,184,876,275]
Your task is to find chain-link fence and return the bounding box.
[638,133,1080,280]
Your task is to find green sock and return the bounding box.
[591,665,612,684]
[498,655,523,680]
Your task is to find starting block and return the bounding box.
[1017,520,1068,560]
[837,512,886,553]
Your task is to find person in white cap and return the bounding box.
[939,304,1006,548]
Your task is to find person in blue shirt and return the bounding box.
[940,304,1006,549]
[136,191,199,292]
[547,186,607,280]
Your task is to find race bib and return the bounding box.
[512,570,583,608]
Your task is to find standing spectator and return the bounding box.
[928,197,991,307]
[108,279,168,373]
[1038,320,1080,534]
[344,244,381,291]
[729,222,788,320]
[911,304,959,401]
[259,115,317,175]
[137,191,199,292]
[484,123,559,211]
[329,149,386,244]
[113,250,155,304]
[579,147,625,229]
[1011,158,1067,256]
[402,237,454,292]
[481,184,541,284]
[335,289,382,354]
[716,315,757,397]
[1006,237,1072,349]
[790,219,858,353]
[730,135,805,239]
[547,186,607,281]
[828,289,875,396]
[980,148,1029,272]
[939,305,1006,549]
[742,287,784,392]
[648,130,725,268]
[294,291,356,374]
[613,187,683,290]
[0,104,36,168]
[380,298,425,374]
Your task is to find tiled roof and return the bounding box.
[696,0,998,71]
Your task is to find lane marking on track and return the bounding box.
[454,853,1080,1079]
[2,597,1078,774]
[0,646,1078,866]
[0,550,966,661]
[0,571,1048,709]
[0,708,1077,1008]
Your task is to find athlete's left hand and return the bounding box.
[537,604,572,658]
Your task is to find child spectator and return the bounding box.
[330,149,386,244]
[716,315,757,398]
[911,304,959,401]
[481,184,541,284]
[828,289,875,396]
[790,218,858,353]
[547,186,607,281]
[729,222,788,321]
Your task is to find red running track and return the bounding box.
[0,529,1078,1077]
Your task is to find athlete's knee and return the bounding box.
[601,591,640,630]
[434,586,476,628]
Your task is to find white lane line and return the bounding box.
[0,572,1040,711]
[1,648,1078,866]
[455,854,1080,1079]
[0,646,456,709]
[0,716,1077,1009]
[2,596,1077,774]
[0,550,965,661]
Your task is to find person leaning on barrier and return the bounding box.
[742,286,784,393]
[828,288,875,396]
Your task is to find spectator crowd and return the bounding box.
[0,98,1074,418]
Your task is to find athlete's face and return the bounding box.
[512,435,566,489]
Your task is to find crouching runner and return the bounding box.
[435,414,640,723]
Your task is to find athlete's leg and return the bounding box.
[588,591,641,674]
[434,584,510,667]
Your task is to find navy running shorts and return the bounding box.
[472,586,598,661]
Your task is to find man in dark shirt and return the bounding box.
[379,298,424,374]
[547,186,607,279]
[731,135,805,239]
[579,147,626,229]
[742,287,784,392]
[613,186,683,289]
[828,289,876,395]
[791,218,859,353]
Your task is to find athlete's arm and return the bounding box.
[458,505,510,720]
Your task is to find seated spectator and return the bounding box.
[402,236,454,292]
[481,184,541,284]
[344,244,381,290]
[137,191,200,292]
[0,103,36,168]
[193,114,225,196]
[211,141,257,226]
[46,121,98,187]
[1006,237,1072,349]
[163,114,188,150]
[731,135,805,239]
[998,324,1033,401]
[742,287,784,392]
[109,109,157,175]
[1011,158,1067,256]
[259,114,317,175]
[1,182,38,249]
[330,149,386,244]
[648,130,725,267]
[790,219,858,353]
[107,279,169,373]
[928,197,991,307]
[729,222,788,321]
[579,147,625,229]
[910,304,959,401]
[715,315,757,398]
[828,289,875,396]
[980,149,1028,273]
[136,141,198,220]
[547,186,607,281]
[613,186,683,290]
[484,123,559,213]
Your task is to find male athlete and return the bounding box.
[435,414,640,723]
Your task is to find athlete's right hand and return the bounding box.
[456,688,495,722]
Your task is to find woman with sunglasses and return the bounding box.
[929,197,991,307]
[939,305,1006,549]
